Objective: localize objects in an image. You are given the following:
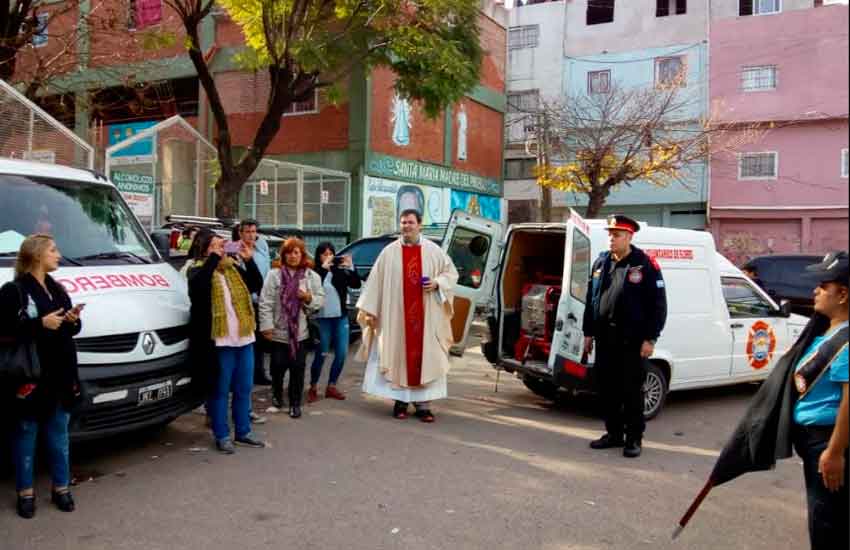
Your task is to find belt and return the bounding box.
[794,423,835,440]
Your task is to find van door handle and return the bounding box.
[567,313,577,322]
[730,323,744,329]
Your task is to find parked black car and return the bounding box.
[337,233,442,339]
[743,254,823,316]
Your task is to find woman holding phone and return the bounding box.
[0,234,83,519]
[307,242,361,403]
[259,238,324,418]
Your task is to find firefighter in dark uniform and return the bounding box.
[583,215,667,458]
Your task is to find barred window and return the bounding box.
[655,56,687,87]
[739,152,778,180]
[507,90,540,114]
[741,66,777,91]
[509,25,540,50]
[588,70,611,94]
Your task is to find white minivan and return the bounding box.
[0,159,199,440]
[441,209,809,419]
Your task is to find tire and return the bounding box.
[522,375,559,400]
[643,362,669,420]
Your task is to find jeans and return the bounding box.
[270,342,307,406]
[211,345,255,442]
[794,425,849,550]
[13,406,71,492]
[310,316,350,386]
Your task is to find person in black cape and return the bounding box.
[689,252,848,550]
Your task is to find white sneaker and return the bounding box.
[193,404,207,416]
[250,411,267,425]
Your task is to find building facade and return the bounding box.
[11,0,508,242]
[708,1,849,263]
[504,0,710,228]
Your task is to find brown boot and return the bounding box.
[325,386,346,400]
[307,386,319,403]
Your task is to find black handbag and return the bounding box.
[306,318,322,350]
[0,283,41,382]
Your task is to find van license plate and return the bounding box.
[138,381,173,405]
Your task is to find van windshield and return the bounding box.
[0,173,158,266]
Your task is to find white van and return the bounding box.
[441,209,809,419]
[0,159,198,439]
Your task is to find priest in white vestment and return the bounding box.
[357,208,459,422]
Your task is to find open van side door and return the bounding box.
[548,209,593,378]
[441,209,504,356]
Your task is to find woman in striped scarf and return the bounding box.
[187,229,265,454]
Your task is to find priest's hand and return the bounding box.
[363,313,378,329]
[423,280,439,293]
[819,448,846,492]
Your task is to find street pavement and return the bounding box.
[0,339,808,550]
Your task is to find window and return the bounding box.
[507,90,540,114]
[739,152,778,180]
[446,228,492,289]
[508,25,540,50]
[655,56,687,87]
[128,0,162,30]
[303,174,347,229]
[569,228,591,303]
[741,65,777,91]
[505,158,537,179]
[283,90,318,116]
[740,0,781,16]
[588,70,611,94]
[587,0,615,25]
[31,13,48,48]
[722,277,774,318]
[657,0,687,16]
[842,149,849,178]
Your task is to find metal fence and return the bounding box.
[105,116,217,231]
[0,79,94,169]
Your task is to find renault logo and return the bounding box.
[141,333,156,356]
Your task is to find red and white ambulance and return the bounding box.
[1,159,198,439]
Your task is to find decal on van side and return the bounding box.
[645,248,695,261]
[746,320,777,370]
[57,274,172,294]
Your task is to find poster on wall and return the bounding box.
[112,171,155,228]
[362,176,450,237]
[450,190,501,222]
[108,121,158,163]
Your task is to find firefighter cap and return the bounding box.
[606,214,640,234]
[805,251,849,285]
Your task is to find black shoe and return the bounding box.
[289,406,302,419]
[16,495,35,519]
[235,435,266,448]
[254,376,273,386]
[623,440,642,458]
[589,434,625,450]
[393,401,410,419]
[272,395,285,409]
[216,439,236,455]
[51,491,75,512]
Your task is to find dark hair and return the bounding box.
[240,219,259,231]
[742,261,757,275]
[181,226,199,239]
[314,241,336,263]
[399,209,422,223]
[231,225,240,241]
[192,229,222,260]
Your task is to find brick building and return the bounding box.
[11,0,508,241]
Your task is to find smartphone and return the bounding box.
[73,303,86,313]
[224,241,242,255]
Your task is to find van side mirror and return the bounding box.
[778,299,792,318]
[149,231,171,260]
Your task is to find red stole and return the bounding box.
[401,244,425,387]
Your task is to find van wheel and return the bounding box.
[522,376,559,401]
[643,363,668,420]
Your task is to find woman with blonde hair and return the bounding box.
[0,234,83,519]
[259,238,324,418]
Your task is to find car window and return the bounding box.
[569,228,591,303]
[722,277,774,318]
[446,228,491,289]
[777,258,818,286]
[347,239,390,268]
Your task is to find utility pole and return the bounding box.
[536,110,552,223]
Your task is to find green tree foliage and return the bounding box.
[168,0,483,219]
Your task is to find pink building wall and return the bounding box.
[709,5,849,263]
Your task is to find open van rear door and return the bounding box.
[548,209,593,378]
[442,209,504,356]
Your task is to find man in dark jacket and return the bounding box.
[583,215,667,458]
